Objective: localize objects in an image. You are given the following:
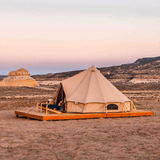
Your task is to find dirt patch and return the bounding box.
[0,86,160,160]
[0,101,160,160]
[0,86,57,110]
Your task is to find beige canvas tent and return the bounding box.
[53,66,131,113]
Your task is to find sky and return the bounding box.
[0,0,160,75]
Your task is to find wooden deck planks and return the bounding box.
[15,110,154,121]
[106,111,154,118]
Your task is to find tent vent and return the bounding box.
[91,70,95,72]
[107,104,118,110]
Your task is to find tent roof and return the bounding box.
[62,66,130,104]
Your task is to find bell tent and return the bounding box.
[53,66,131,113]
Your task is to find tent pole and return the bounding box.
[122,103,124,113]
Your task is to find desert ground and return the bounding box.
[0,84,160,160]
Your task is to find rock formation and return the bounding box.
[0,68,39,87]
[8,68,30,77]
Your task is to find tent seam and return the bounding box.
[95,68,106,103]
[84,67,93,104]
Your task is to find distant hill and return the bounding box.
[32,56,160,84]
[134,56,160,64]
[0,75,7,80]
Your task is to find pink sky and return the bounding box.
[0,0,159,75]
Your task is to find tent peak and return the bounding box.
[89,65,101,73]
[90,65,96,71]
[91,65,96,72]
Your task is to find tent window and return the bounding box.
[107,104,118,110]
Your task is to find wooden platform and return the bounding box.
[15,109,154,121]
